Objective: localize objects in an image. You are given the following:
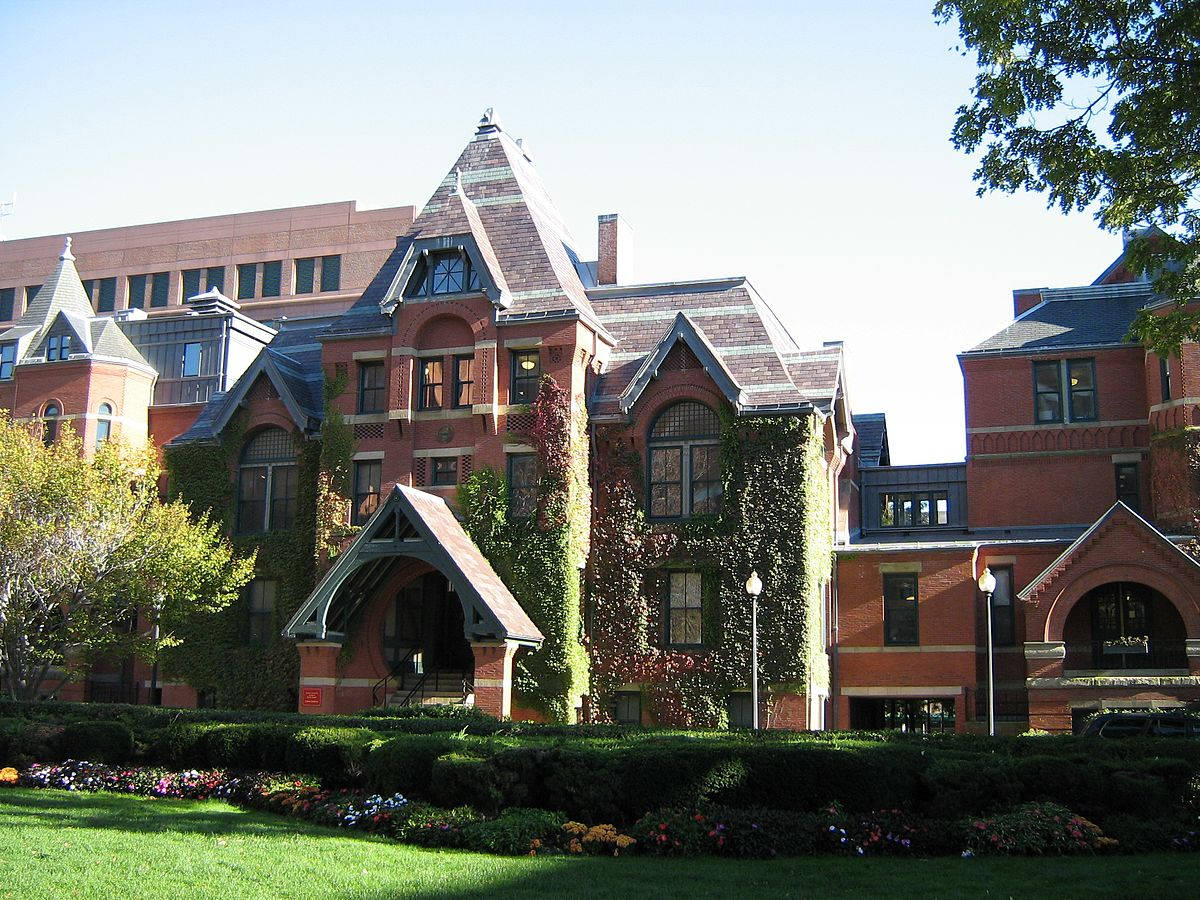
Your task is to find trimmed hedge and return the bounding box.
[363,735,458,798]
[283,727,380,787]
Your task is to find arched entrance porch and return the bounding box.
[284,485,543,717]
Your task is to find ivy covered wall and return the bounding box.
[161,375,356,710]
[586,410,833,727]
[457,377,590,723]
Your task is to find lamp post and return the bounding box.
[745,570,763,730]
[977,566,997,737]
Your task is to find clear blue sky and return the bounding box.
[0,1,1119,463]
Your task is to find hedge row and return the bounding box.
[7,716,1196,825]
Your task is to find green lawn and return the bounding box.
[0,789,1198,899]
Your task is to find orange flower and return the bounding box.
[0,767,19,785]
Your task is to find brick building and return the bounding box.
[7,112,1197,731]
[836,236,1200,733]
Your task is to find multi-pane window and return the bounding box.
[95,403,113,447]
[181,267,225,301]
[353,460,382,525]
[405,250,482,298]
[432,457,458,486]
[246,579,277,646]
[879,491,949,528]
[1159,356,1172,403]
[128,272,169,309]
[647,401,723,519]
[82,277,117,313]
[989,565,1015,647]
[883,573,919,646]
[508,454,537,518]
[0,287,14,320]
[1116,462,1140,512]
[320,255,341,292]
[0,343,15,379]
[357,361,386,414]
[453,355,473,408]
[236,428,298,533]
[510,350,541,404]
[237,261,282,300]
[1033,358,1097,423]
[182,342,202,378]
[611,691,641,725]
[418,359,443,410]
[294,257,339,294]
[666,571,703,647]
[42,403,61,446]
[294,258,316,295]
[46,334,72,361]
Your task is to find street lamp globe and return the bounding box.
[745,570,763,597]
[977,567,997,595]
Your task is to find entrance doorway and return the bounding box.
[378,571,474,706]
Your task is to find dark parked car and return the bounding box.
[1080,711,1200,738]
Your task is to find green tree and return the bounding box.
[0,413,254,701]
[935,0,1200,353]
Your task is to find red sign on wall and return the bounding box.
[301,687,323,707]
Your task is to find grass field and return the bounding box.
[1,788,1199,899]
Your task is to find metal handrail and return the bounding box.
[371,647,417,708]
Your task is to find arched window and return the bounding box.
[236,428,298,533]
[404,249,482,298]
[42,403,61,446]
[95,403,113,447]
[647,401,722,518]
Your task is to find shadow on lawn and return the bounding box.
[0,790,326,839]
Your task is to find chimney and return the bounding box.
[597,213,634,286]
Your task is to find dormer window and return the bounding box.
[47,334,72,361]
[405,250,482,298]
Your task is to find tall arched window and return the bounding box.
[95,403,113,447]
[647,401,723,518]
[42,403,61,447]
[237,428,298,533]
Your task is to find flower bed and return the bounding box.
[5,759,1198,858]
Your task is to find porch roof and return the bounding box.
[283,485,543,646]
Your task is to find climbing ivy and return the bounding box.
[457,376,590,723]
[587,411,832,727]
[162,419,323,711]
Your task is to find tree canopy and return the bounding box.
[0,414,254,701]
[935,0,1200,354]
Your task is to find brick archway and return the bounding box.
[1042,563,1200,642]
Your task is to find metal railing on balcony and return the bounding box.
[1063,639,1188,671]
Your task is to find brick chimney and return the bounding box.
[597,213,634,286]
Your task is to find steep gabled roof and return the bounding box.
[618,312,745,413]
[328,110,604,339]
[169,322,325,445]
[1018,501,1200,602]
[284,484,543,646]
[0,238,150,371]
[589,276,836,419]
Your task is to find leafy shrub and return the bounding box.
[1097,813,1200,853]
[430,753,505,814]
[202,723,295,771]
[148,722,219,767]
[283,727,379,786]
[961,802,1112,855]
[10,723,65,765]
[394,802,485,848]
[60,720,135,764]
[363,735,457,798]
[460,807,565,855]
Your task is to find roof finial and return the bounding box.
[476,107,502,135]
[60,236,75,262]
[453,167,464,195]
